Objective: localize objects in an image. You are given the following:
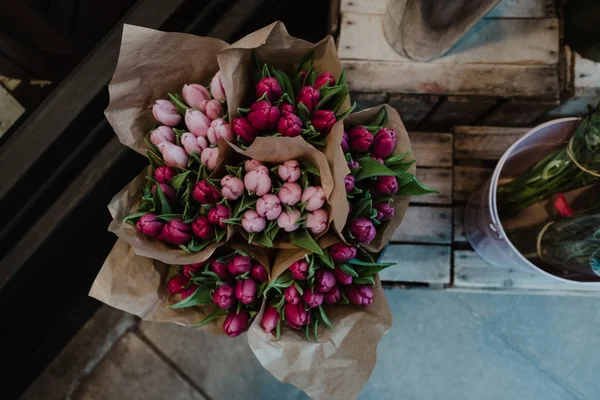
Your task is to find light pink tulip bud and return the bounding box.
[244,159,264,172]
[220,175,244,200]
[278,182,302,206]
[181,132,208,156]
[150,126,176,145]
[210,71,226,101]
[200,147,219,171]
[301,186,326,211]
[241,210,266,233]
[205,99,224,120]
[244,167,271,196]
[256,194,282,220]
[277,209,301,232]
[277,160,301,183]
[157,142,189,169]
[306,209,328,235]
[152,99,181,127]
[182,84,211,109]
[184,109,211,137]
[206,118,233,144]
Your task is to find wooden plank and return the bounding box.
[343,60,559,98]
[422,96,498,129]
[415,168,452,205]
[480,98,560,126]
[453,206,467,242]
[453,166,492,203]
[546,96,600,118]
[0,84,25,138]
[573,52,600,97]
[380,244,451,284]
[454,250,600,292]
[350,92,388,111]
[392,206,452,244]
[339,13,559,65]
[388,94,439,129]
[409,132,453,168]
[454,126,528,160]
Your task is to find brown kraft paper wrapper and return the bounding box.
[107,166,234,265]
[247,236,393,400]
[104,24,229,154]
[325,120,351,240]
[89,239,272,334]
[344,104,416,253]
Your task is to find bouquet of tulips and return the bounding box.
[91,22,435,400]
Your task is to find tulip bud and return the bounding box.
[244,167,271,196]
[277,209,301,232]
[182,84,211,109]
[256,194,282,221]
[192,215,215,240]
[296,86,320,113]
[348,126,373,153]
[161,219,192,245]
[330,243,357,263]
[211,259,230,280]
[344,174,355,193]
[261,306,280,333]
[181,285,198,299]
[241,210,266,233]
[284,303,310,330]
[168,275,188,294]
[158,142,189,169]
[333,265,353,285]
[311,110,336,135]
[278,160,301,182]
[152,183,176,202]
[228,255,252,276]
[213,283,236,309]
[277,112,302,137]
[256,77,283,102]
[205,99,224,120]
[306,209,328,235]
[200,147,219,171]
[341,131,350,153]
[349,218,376,244]
[223,311,250,337]
[376,175,399,195]
[236,279,258,305]
[210,71,226,101]
[193,180,221,204]
[152,99,182,127]
[183,263,204,279]
[371,127,397,158]
[346,284,374,306]
[233,117,259,144]
[280,103,296,115]
[150,126,176,145]
[347,160,359,170]
[251,263,268,282]
[374,202,395,222]
[315,270,336,293]
[289,260,309,280]
[185,109,211,137]
[301,186,326,211]
[315,72,336,89]
[208,204,230,228]
[284,284,301,305]
[136,213,164,237]
[155,166,176,184]
[181,132,208,156]
[324,285,341,305]
[207,118,233,144]
[244,159,263,172]
[220,175,244,200]
[371,155,384,164]
[248,100,280,131]
[303,288,324,308]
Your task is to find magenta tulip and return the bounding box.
[261,306,280,333]
[330,243,357,263]
[235,279,257,304]
[315,270,336,293]
[311,110,336,135]
[348,126,373,153]
[193,180,221,204]
[207,118,233,144]
[324,285,341,305]
[372,128,397,158]
[228,255,252,276]
[181,132,208,156]
[157,142,189,169]
[306,209,328,235]
[205,99,224,120]
[152,99,181,127]
[201,147,219,171]
[152,183,176,201]
[161,219,192,245]
[168,275,188,294]
[278,182,302,206]
[371,155,384,164]
[223,311,249,337]
[182,84,211,109]
[155,166,176,184]
[349,218,376,244]
[210,71,226,101]
[277,112,302,137]
[278,160,301,182]
[183,263,203,279]
[289,260,309,280]
[301,186,326,211]
[256,194,282,220]
[233,117,259,145]
[256,77,283,102]
[280,103,296,115]
[346,284,374,306]
[296,86,320,113]
[241,210,266,233]
[347,160,359,170]
[181,285,198,299]
[277,209,301,232]
[211,259,231,280]
[184,109,211,137]
[220,175,244,200]
[374,202,395,222]
[341,131,350,153]
[208,204,230,228]
[303,288,323,308]
[213,283,235,309]
[248,100,280,130]
[135,213,164,237]
[344,174,355,193]
[314,72,335,89]
[150,126,176,145]
[284,284,301,305]
[251,263,268,282]
[284,303,310,330]
[244,166,271,196]
[376,175,399,195]
[192,215,214,240]
[333,265,353,285]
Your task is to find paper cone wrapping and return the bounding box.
[344,105,416,252]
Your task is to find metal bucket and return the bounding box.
[465,117,600,284]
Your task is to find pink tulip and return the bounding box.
[212,283,235,309]
[372,127,397,158]
[301,186,326,211]
[223,311,249,337]
[155,166,176,184]
[277,160,301,182]
[152,99,181,127]
[248,100,280,131]
[228,255,252,276]
[201,147,219,171]
[348,160,359,170]
[345,174,355,193]
[150,126,176,145]
[192,180,221,204]
[241,210,266,233]
[192,215,214,240]
[296,86,320,113]
[152,183,176,202]
[235,279,257,304]
[233,117,258,145]
[244,167,271,196]
[277,112,302,137]
[374,202,395,222]
[157,142,189,169]
[168,275,188,294]
[135,213,164,237]
[280,103,296,115]
[256,77,283,102]
[303,288,323,308]
[315,72,336,89]
[261,306,280,333]
[251,263,268,282]
[211,260,230,280]
[284,303,310,330]
[341,131,350,153]
[181,132,208,156]
[333,265,353,285]
[349,218,376,244]
[182,84,211,109]
[205,99,224,120]
[207,118,233,144]
[161,219,192,245]
[289,260,309,280]
[284,284,301,305]
[244,159,263,172]
[311,110,336,135]
[376,176,399,195]
[208,204,230,228]
[220,175,244,200]
[330,243,357,263]
[348,126,373,153]
[315,270,336,293]
[306,209,328,235]
[278,182,302,206]
[256,194,282,221]
[210,71,226,101]
[277,209,301,232]
[184,109,211,137]
[324,285,341,305]
[345,284,374,306]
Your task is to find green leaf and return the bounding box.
[305,321,311,340]
[302,161,320,177]
[387,160,416,173]
[123,212,146,225]
[314,319,319,341]
[335,102,356,120]
[292,71,304,95]
[338,68,347,86]
[290,228,323,255]
[273,68,295,101]
[147,150,166,170]
[370,107,388,127]
[226,165,242,177]
[153,183,172,214]
[347,258,395,267]
[316,248,334,269]
[156,213,183,222]
[358,264,396,277]
[194,307,228,327]
[167,93,189,114]
[318,305,335,331]
[397,176,440,196]
[358,247,375,263]
[353,276,375,285]
[297,102,310,123]
[351,191,372,220]
[294,281,304,296]
[262,63,271,78]
[187,238,211,253]
[307,69,316,87]
[169,171,190,193]
[214,226,227,243]
[168,286,212,309]
[275,318,282,340]
[253,232,274,248]
[315,85,345,111]
[385,150,412,164]
[355,157,398,181]
[300,170,310,189]
[340,264,359,277]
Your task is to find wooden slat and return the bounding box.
[573,52,600,97]
[380,244,451,284]
[350,92,388,111]
[453,166,492,203]
[339,13,559,65]
[454,250,600,292]
[546,96,600,118]
[343,61,559,98]
[0,84,25,138]
[454,126,528,160]
[392,206,452,244]
[480,98,560,126]
[422,96,498,129]
[388,94,439,129]
[409,132,453,168]
[453,206,467,243]
[415,168,452,205]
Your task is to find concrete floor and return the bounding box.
[23,288,600,400]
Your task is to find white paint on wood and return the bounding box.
[415,168,452,205]
[546,96,600,118]
[380,244,451,284]
[573,52,600,97]
[0,75,22,91]
[409,132,453,168]
[393,206,452,244]
[0,84,24,138]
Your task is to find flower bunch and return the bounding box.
[166,248,269,337]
